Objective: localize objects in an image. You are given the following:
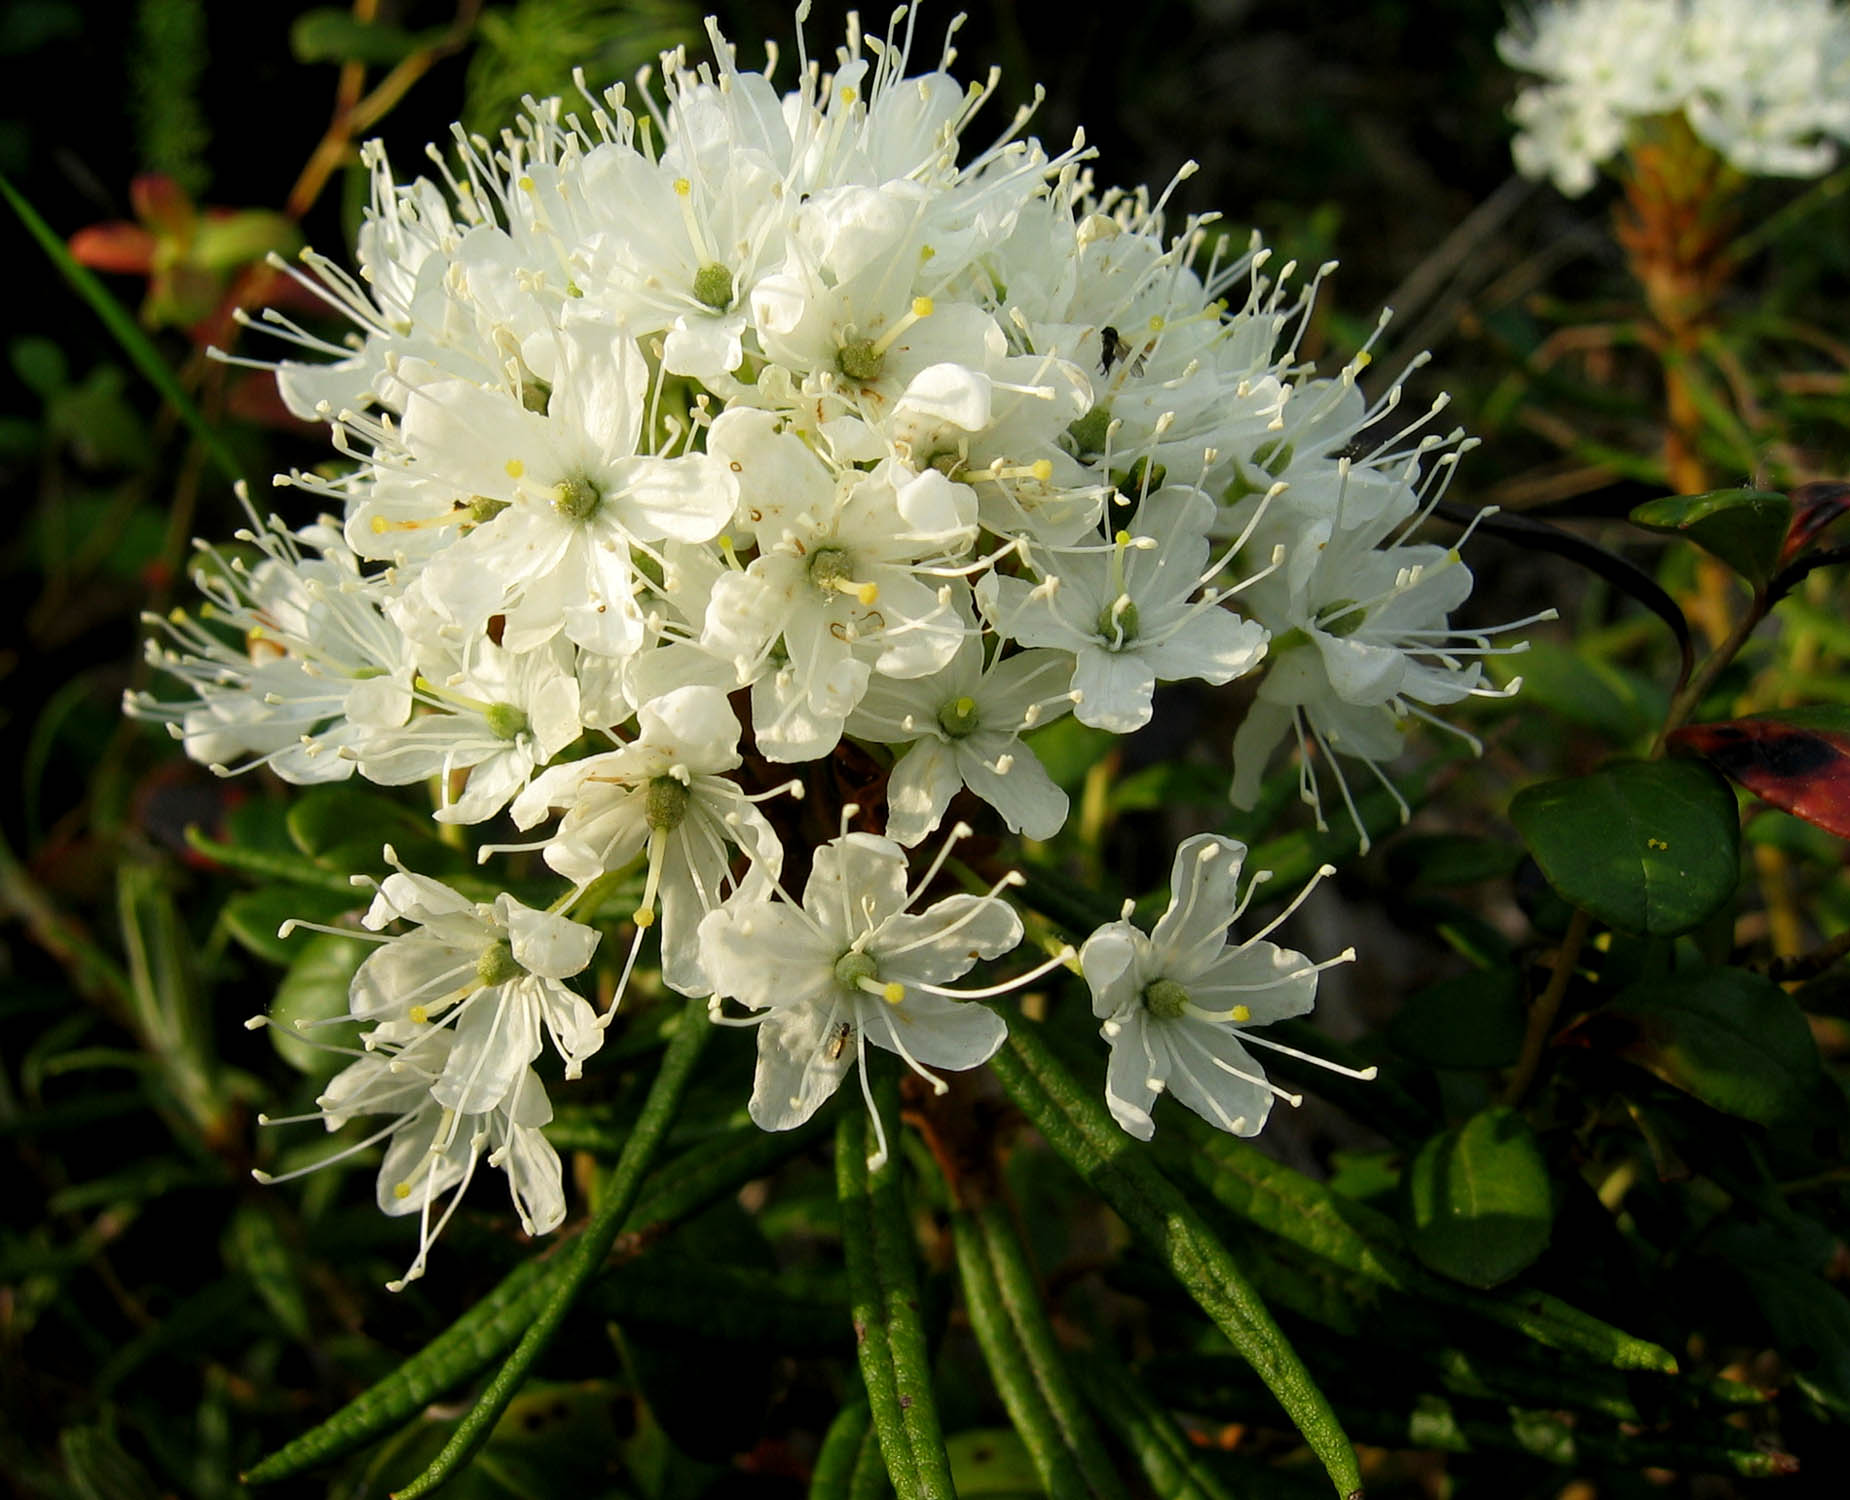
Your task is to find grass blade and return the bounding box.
[1070,1353,1240,1500]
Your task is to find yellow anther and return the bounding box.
[1114,529,1132,547]
[911,295,934,319]
[673,177,692,196]
[1356,350,1372,369]
[1231,1004,1252,1023]
[505,458,525,478]
[518,175,536,194]
[1147,314,1165,332]
[854,581,879,606]
[393,1182,413,1200]
[370,514,390,534]
[840,85,858,104]
[881,981,905,1004]
[954,696,976,718]
[633,905,657,928]
[1029,459,1053,482]
[409,1006,429,1024]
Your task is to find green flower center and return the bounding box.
[476,941,523,988]
[645,774,691,832]
[1110,456,1165,498]
[693,261,735,311]
[1096,598,1140,646]
[520,378,552,415]
[553,476,603,523]
[936,695,981,739]
[1316,600,1366,638]
[1066,404,1111,458]
[1142,977,1191,1019]
[809,546,855,591]
[837,338,884,382]
[834,950,880,992]
[484,702,530,741]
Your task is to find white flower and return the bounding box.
[978,488,1268,733]
[307,856,604,1108]
[845,635,1077,845]
[1499,0,1850,195]
[1079,835,1366,1140]
[251,1028,564,1290]
[698,829,1069,1165]
[508,684,783,995]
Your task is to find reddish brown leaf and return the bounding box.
[67,221,155,274]
[1781,481,1850,566]
[1669,713,1850,839]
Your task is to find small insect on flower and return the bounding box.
[1098,325,1148,379]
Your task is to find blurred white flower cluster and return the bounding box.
[1499,0,1850,195]
[132,8,1512,1279]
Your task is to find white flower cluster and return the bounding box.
[132,9,1511,1280]
[1499,0,1850,195]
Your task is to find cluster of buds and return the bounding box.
[132,8,1520,1282]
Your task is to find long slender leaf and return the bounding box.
[245,1055,817,1485]
[390,990,711,1498]
[0,172,245,484]
[241,1256,559,1483]
[1070,1353,1240,1500]
[810,1402,876,1500]
[1159,1113,1677,1373]
[952,1201,1129,1500]
[988,1020,1362,1498]
[952,1208,1088,1499]
[838,1079,955,1500]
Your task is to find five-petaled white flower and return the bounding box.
[1079,835,1366,1140]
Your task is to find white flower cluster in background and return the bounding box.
[132,8,1518,1282]
[1499,0,1850,195]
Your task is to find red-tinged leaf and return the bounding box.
[67,222,155,275]
[1782,480,1850,565]
[130,172,194,236]
[1669,709,1850,839]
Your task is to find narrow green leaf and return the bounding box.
[290,8,440,64]
[245,1076,806,1486]
[59,1424,163,1500]
[220,886,360,966]
[970,1200,1129,1500]
[838,1081,956,1500]
[1158,1110,1676,1372]
[953,1208,1093,1500]
[241,1256,559,1483]
[0,172,243,484]
[1070,1354,1240,1500]
[1402,1107,1554,1288]
[1509,759,1740,935]
[389,991,710,1499]
[226,1204,310,1341]
[1631,488,1792,589]
[185,825,361,895]
[811,1403,877,1500]
[988,1021,1362,1498]
[1600,967,1824,1125]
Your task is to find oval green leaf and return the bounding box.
[1403,1106,1554,1288]
[1630,488,1792,588]
[1509,759,1739,935]
[267,933,365,1075]
[1603,967,1823,1125]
